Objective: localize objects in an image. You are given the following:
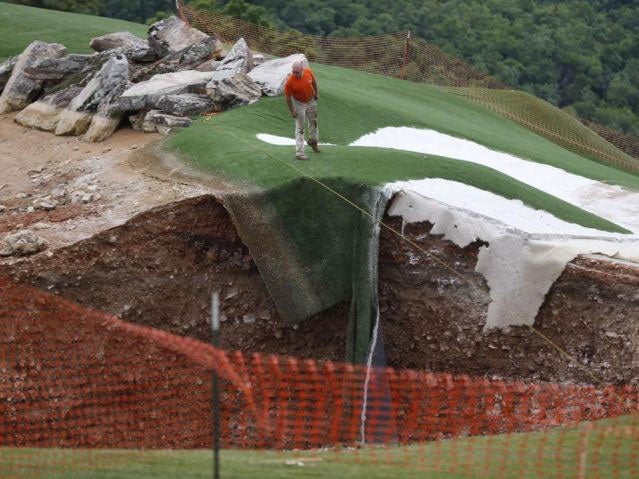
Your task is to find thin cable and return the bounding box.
[526,325,603,385]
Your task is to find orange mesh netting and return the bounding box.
[2,277,639,478]
[176,1,639,174]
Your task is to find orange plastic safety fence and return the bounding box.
[176,1,639,174]
[2,277,639,478]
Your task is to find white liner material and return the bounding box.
[258,128,639,329]
[387,181,639,329]
[352,127,639,232]
[256,133,334,146]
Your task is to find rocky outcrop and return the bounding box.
[155,93,215,116]
[89,32,153,60]
[14,86,82,131]
[206,72,262,110]
[131,37,222,83]
[23,54,95,82]
[215,38,253,75]
[116,70,213,112]
[147,16,210,58]
[248,53,308,96]
[142,110,192,134]
[196,59,218,72]
[55,54,129,136]
[0,57,18,93]
[0,230,48,257]
[2,24,294,141]
[14,50,124,132]
[0,41,66,113]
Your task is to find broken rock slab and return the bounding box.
[116,70,213,112]
[0,41,66,113]
[248,53,308,97]
[155,93,215,116]
[0,230,48,257]
[142,110,192,134]
[55,54,129,137]
[196,59,218,72]
[206,72,262,110]
[23,54,95,82]
[0,56,18,93]
[15,86,82,131]
[90,32,157,63]
[148,16,209,58]
[131,37,221,83]
[215,37,254,75]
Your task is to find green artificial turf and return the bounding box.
[169,63,639,192]
[0,3,147,60]
[165,62,638,361]
[3,415,637,478]
[167,65,633,233]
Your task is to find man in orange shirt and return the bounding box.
[284,61,320,160]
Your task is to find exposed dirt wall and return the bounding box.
[0,196,349,361]
[3,196,639,384]
[380,218,639,384]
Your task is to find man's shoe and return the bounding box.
[295,153,309,161]
[308,140,321,153]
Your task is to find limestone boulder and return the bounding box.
[55,54,129,137]
[148,16,209,57]
[83,77,131,142]
[23,54,95,81]
[0,57,18,93]
[15,86,82,131]
[206,71,262,110]
[115,70,213,112]
[0,230,48,257]
[90,32,156,63]
[195,59,218,72]
[247,53,308,97]
[90,31,146,52]
[0,41,66,113]
[131,37,221,83]
[155,93,215,116]
[142,110,192,134]
[215,38,253,75]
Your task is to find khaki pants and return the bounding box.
[293,98,318,155]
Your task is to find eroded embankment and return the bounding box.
[2,195,639,384]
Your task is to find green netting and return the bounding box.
[224,179,389,363]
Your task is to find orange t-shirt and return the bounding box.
[284,67,316,103]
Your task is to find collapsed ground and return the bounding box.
[2,3,639,386]
[1,118,638,384]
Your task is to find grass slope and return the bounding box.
[0,3,147,60]
[4,415,637,478]
[444,87,638,171]
[168,64,637,233]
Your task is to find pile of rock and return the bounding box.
[0,16,308,142]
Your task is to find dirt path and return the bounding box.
[0,112,210,257]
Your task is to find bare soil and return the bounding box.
[2,112,639,385]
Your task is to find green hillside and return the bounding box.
[0,2,147,59]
